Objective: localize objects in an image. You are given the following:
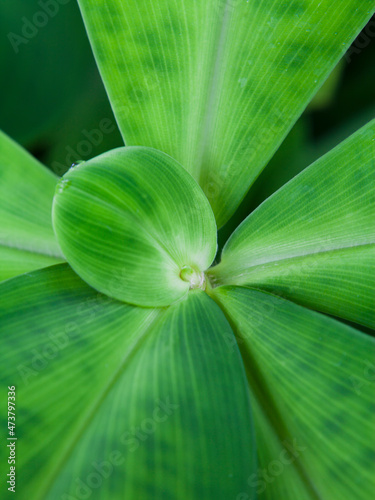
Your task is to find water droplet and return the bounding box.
[57,179,71,194]
[70,160,85,169]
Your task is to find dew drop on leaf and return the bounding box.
[57,179,71,194]
[70,160,85,170]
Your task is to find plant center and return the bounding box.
[179,266,206,290]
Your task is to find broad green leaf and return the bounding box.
[0,130,64,281]
[247,397,315,500]
[209,120,375,328]
[218,117,309,251]
[0,265,256,499]
[53,147,217,307]
[212,286,375,500]
[0,246,62,283]
[77,0,374,227]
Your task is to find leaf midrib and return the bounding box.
[195,2,231,183]
[210,290,324,500]
[211,242,375,285]
[39,307,165,499]
[0,239,63,260]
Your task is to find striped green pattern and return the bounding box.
[0,246,61,282]
[0,265,256,499]
[249,397,316,500]
[77,0,374,227]
[209,120,375,328]
[52,147,217,307]
[213,286,375,500]
[0,264,158,498]
[0,130,64,281]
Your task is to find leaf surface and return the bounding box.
[209,120,375,328]
[213,286,375,500]
[0,130,64,281]
[77,0,374,226]
[248,397,316,500]
[0,264,256,499]
[53,147,217,307]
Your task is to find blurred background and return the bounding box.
[0,1,374,244]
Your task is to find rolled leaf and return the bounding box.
[52,147,217,307]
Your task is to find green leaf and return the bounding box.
[0,130,64,281]
[218,117,310,251]
[0,246,61,283]
[209,120,375,328]
[0,265,256,499]
[53,147,217,307]
[77,0,374,227]
[212,286,375,500]
[249,397,315,500]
